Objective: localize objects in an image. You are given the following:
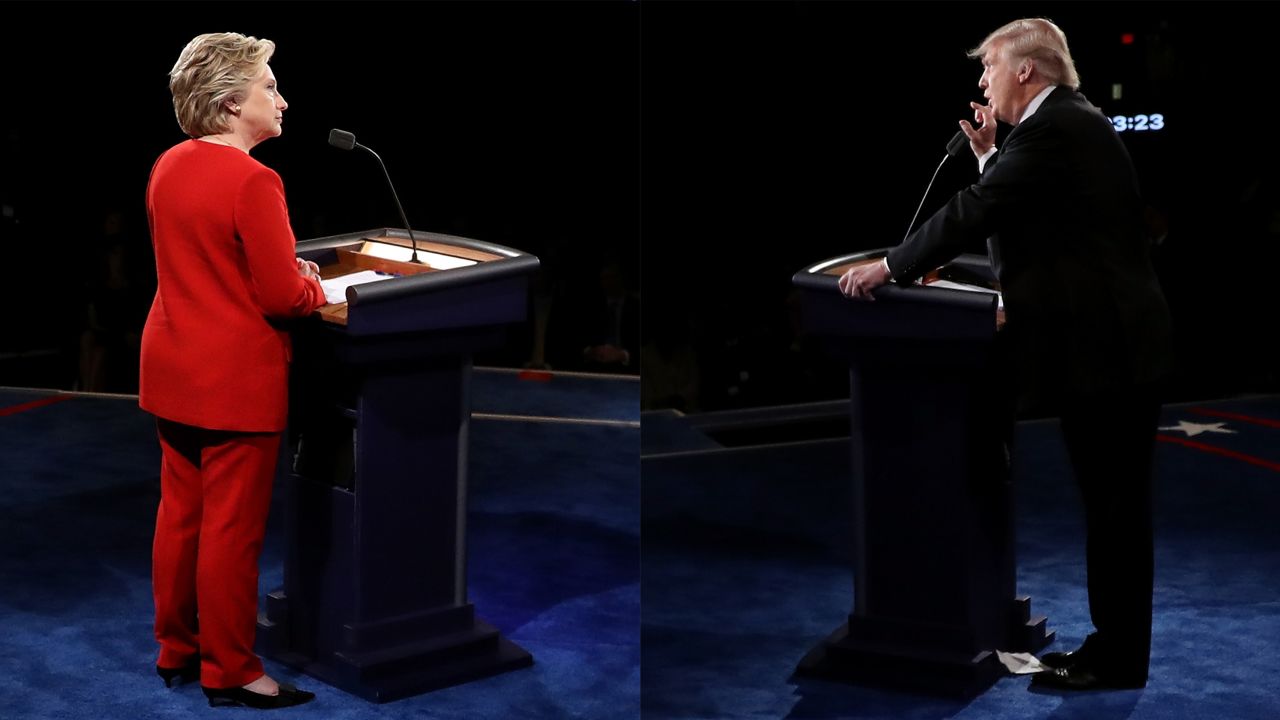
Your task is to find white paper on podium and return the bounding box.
[925,278,998,294]
[923,278,1004,310]
[320,270,395,305]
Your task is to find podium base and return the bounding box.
[795,601,1054,699]
[795,622,1004,698]
[258,615,532,703]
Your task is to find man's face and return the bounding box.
[978,42,1022,125]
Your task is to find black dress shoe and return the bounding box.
[1032,665,1146,691]
[1040,633,1102,670]
[1040,649,1085,670]
[156,660,200,687]
[203,682,316,709]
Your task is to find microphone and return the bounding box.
[901,130,972,241]
[327,128,420,263]
[945,130,970,157]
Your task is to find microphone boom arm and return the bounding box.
[328,128,420,264]
[903,131,972,241]
[356,141,420,264]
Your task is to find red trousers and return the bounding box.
[152,418,281,689]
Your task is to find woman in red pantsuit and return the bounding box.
[141,32,324,710]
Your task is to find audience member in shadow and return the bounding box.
[641,303,699,412]
[549,257,638,375]
[522,265,554,370]
[79,207,153,393]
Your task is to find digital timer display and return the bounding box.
[1111,114,1164,132]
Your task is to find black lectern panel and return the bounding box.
[792,249,1052,697]
[257,228,537,702]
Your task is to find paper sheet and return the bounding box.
[319,270,396,305]
[996,651,1047,675]
[925,279,999,294]
[923,279,1004,310]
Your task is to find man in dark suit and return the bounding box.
[569,259,640,374]
[839,18,1172,691]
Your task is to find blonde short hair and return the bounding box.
[169,32,275,137]
[967,18,1080,91]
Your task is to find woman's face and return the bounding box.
[237,64,287,142]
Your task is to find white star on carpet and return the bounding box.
[1159,420,1237,437]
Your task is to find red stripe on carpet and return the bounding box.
[1190,407,1280,430]
[1158,434,1280,473]
[0,395,75,418]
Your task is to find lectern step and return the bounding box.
[797,622,1005,698]
[1010,615,1054,654]
[1010,595,1033,624]
[335,620,504,678]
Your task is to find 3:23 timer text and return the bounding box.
[1111,114,1164,132]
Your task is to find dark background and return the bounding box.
[641,2,1279,413]
[3,2,1276,410]
[0,1,639,392]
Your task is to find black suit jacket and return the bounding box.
[887,87,1172,407]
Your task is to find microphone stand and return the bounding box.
[902,131,973,241]
[328,129,420,264]
[356,141,420,264]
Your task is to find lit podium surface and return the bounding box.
[791,249,1052,697]
[257,228,539,702]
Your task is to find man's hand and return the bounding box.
[838,261,891,301]
[959,101,996,157]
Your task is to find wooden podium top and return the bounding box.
[296,229,539,332]
[313,238,503,325]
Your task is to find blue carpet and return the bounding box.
[0,370,638,719]
[642,395,1280,719]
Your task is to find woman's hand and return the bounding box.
[295,257,321,281]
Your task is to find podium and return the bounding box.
[790,249,1052,697]
[257,228,539,702]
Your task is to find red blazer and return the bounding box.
[140,140,325,432]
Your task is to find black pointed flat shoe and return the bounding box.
[156,660,200,687]
[202,682,316,709]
